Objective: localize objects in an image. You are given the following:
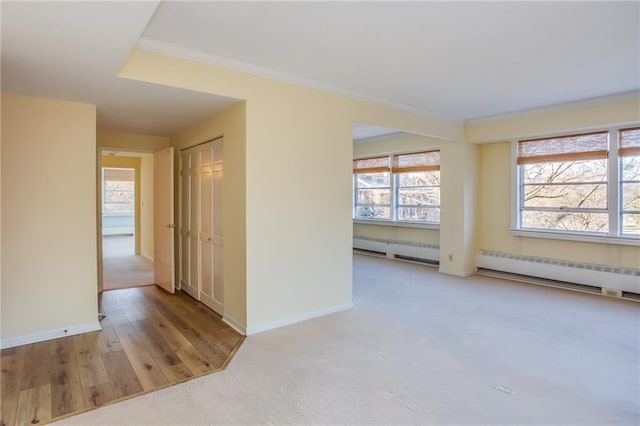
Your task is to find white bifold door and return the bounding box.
[179,139,224,315]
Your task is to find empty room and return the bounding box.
[1,1,638,425]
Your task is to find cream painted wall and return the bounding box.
[170,102,247,328]
[101,156,141,254]
[1,94,98,340]
[140,153,154,259]
[353,132,480,275]
[466,95,640,143]
[474,95,640,269]
[97,131,170,152]
[120,49,466,331]
[479,142,640,269]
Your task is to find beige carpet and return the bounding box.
[102,235,154,290]
[56,254,639,425]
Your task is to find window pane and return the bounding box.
[105,181,134,190]
[622,214,640,235]
[523,183,607,209]
[398,171,440,186]
[521,211,608,233]
[104,203,134,214]
[356,172,389,187]
[105,190,134,203]
[621,156,640,181]
[398,188,440,206]
[357,189,391,204]
[621,182,640,212]
[397,207,440,222]
[522,160,606,184]
[355,206,391,220]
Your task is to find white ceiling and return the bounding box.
[1,1,239,136]
[2,1,638,137]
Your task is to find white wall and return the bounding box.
[1,94,99,345]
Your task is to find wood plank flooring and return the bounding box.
[0,286,244,425]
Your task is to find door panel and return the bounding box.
[178,139,223,314]
[153,147,175,293]
[179,154,191,290]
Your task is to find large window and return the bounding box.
[515,128,639,238]
[354,151,440,224]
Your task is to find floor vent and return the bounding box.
[394,254,440,267]
[622,291,640,302]
[353,248,386,257]
[477,268,602,295]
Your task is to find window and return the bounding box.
[353,151,440,224]
[515,128,639,239]
[103,168,135,214]
[394,151,441,222]
[353,156,391,220]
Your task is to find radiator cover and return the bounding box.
[477,250,640,295]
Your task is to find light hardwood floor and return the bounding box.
[0,286,244,425]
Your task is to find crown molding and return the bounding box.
[465,90,640,125]
[136,36,462,124]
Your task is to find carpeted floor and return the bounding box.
[56,254,639,425]
[102,235,154,290]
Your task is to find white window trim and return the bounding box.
[510,126,640,245]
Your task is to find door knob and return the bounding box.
[167,224,176,228]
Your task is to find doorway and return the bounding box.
[100,151,155,290]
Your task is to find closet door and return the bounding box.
[178,139,224,315]
[211,139,224,311]
[179,152,191,291]
[185,150,200,300]
[198,144,221,313]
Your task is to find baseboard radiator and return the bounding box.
[353,236,439,266]
[477,250,640,302]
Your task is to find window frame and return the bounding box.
[353,150,441,227]
[511,127,640,246]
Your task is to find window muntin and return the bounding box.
[619,128,640,235]
[354,151,440,224]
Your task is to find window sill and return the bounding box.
[510,229,640,247]
[353,219,440,230]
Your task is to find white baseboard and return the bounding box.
[140,253,154,262]
[222,315,246,335]
[438,268,475,277]
[0,321,102,349]
[246,302,354,336]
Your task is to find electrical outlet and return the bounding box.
[448,254,453,261]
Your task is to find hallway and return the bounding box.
[102,235,154,290]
